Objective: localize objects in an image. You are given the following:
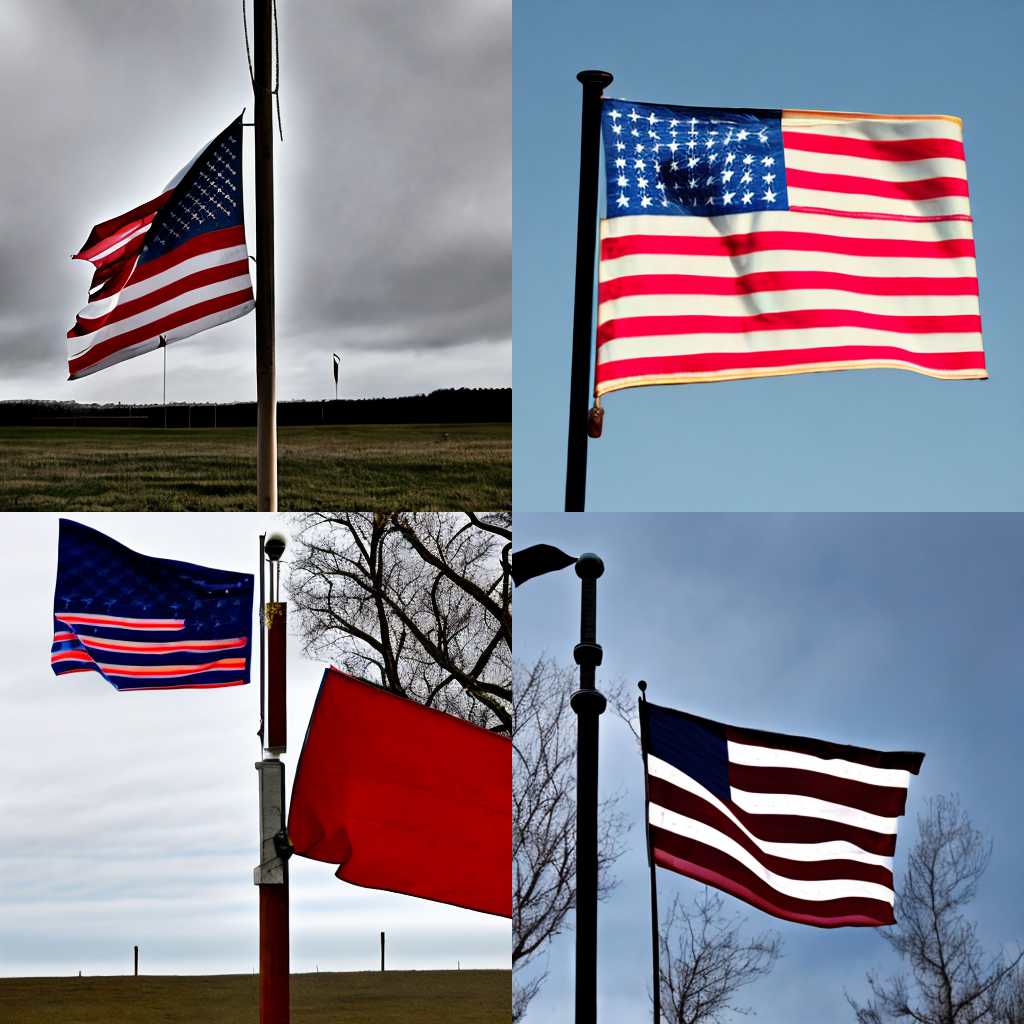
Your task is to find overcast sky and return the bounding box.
[514,512,1024,1021]
[0,0,510,404]
[0,513,510,977]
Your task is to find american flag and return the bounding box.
[640,699,924,928]
[67,117,255,379]
[597,100,985,396]
[51,519,254,692]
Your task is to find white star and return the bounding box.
[635,143,645,153]
[616,193,629,207]
[617,175,628,187]
[667,141,679,154]
[763,172,776,185]
[741,190,754,205]
[706,174,716,186]
[615,142,625,152]
[761,155,775,167]
[634,158,645,169]
[612,124,622,136]
[656,180,666,191]
[763,187,777,202]
[631,128,640,138]
[721,169,735,183]
[615,158,626,169]
[637,176,649,190]
[740,170,753,184]
[724,151,736,165]
[704,136,716,148]
[722,190,736,204]
[689,116,698,128]
[688,177,698,189]
[705,195,716,205]
[628,108,641,123]
[742,154,754,166]
[640,195,653,208]
[647,111,660,125]
[707,151,718,165]
[669,160,679,171]
[757,130,768,144]
[687,157,698,169]
[736,128,749,142]
[669,118,680,128]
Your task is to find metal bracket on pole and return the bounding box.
[255,758,287,885]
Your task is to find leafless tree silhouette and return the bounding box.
[656,888,781,1024]
[287,511,511,732]
[849,794,1022,1024]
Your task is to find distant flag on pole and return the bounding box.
[288,669,512,917]
[640,698,924,927]
[51,519,254,692]
[509,544,577,586]
[67,116,255,379]
[332,353,340,390]
[596,100,985,397]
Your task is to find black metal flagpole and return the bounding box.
[638,681,661,1024]
[571,552,606,1024]
[564,70,613,513]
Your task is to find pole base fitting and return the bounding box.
[573,641,603,668]
[570,687,607,716]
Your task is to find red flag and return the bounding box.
[288,668,511,918]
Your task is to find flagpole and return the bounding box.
[638,681,661,1024]
[564,69,613,513]
[161,335,167,429]
[571,552,606,1024]
[254,0,278,511]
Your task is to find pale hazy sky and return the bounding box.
[0,512,510,977]
[0,0,510,405]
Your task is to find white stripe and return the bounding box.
[70,274,253,358]
[55,613,184,630]
[646,755,892,860]
[785,149,966,184]
[730,787,900,834]
[78,245,250,319]
[69,300,255,379]
[727,741,913,790]
[781,114,963,143]
[600,251,978,281]
[600,211,975,242]
[96,660,245,677]
[649,804,894,904]
[599,291,980,323]
[597,330,985,364]
[86,222,153,263]
[787,186,972,218]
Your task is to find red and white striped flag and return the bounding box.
[67,117,254,379]
[597,101,985,397]
[640,699,924,928]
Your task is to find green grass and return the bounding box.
[0,970,511,1023]
[0,424,510,510]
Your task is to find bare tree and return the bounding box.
[287,512,511,732]
[849,794,1022,1024]
[512,657,630,1021]
[657,888,781,1024]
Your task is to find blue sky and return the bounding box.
[0,513,509,977]
[513,512,1024,1021]
[513,0,1023,511]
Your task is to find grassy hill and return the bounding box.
[0,969,511,1023]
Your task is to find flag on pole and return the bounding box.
[597,100,985,397]
[640,699,923,927]
[51,519,254,692]
[288,668,512,917]
[510,543,577,586]
[67,116,255,379]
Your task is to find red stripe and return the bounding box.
[597,310,982,344]
[602,231,974,261]
[648,777,896,881]
[55,613,184,629]
[76,214,158,264]
[782,130,965,163]
[69,259,251,338]
[599,272,979,301]
[69,287,254,376]
[788,168,969,201]
[727,764,910,818]
[74,191,173,259]
[117,679,247,691]
[652,836,893,929]
[50,651,93,663]
[128,225,247,286]
[597,346,987,382]
[101,658,246,678]
[81,637,247,653]
[789,204,973,224]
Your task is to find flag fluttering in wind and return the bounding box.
[640,698,923,927]
[67,116,255,379]
[510,543,577,586]
[51,519,254,692]
[288,668,512,918]
[597,99,985,397]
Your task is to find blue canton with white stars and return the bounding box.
[602,100,789,218]
[138,119,245,264]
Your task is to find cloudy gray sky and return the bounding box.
[514,513,1024,1021]
[0,513,510,977]
[0,0,510,404]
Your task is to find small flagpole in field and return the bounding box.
[160,335,167,429]
[332,353,340,402]
[254,0,279,511]
[564,70,613,513]
[637,681,661,1024]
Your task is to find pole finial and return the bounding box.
[577,69,614,89]
[638,679,647,694]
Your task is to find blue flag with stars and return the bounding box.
[602,100,789,216]
[51,520,254,692]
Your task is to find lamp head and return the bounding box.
[264,531,287,563]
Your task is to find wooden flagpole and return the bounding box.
[254,0,278,511]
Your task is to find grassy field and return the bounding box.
[0,970,511,1023]
[0,424,510,510]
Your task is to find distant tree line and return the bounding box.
[0,387,511,428]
